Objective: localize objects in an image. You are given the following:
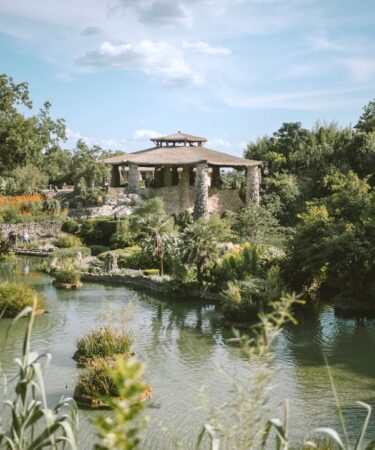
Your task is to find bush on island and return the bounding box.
[74,327,132,363]
[0,282,46,318]
[74,357,119,407]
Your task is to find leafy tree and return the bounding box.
[43,146,73,186]
[232,202,280,245]
[284,171,375,304]
[355,99,375,133]
[71,139,109,188]
[0,74,66,171]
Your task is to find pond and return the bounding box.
[0,258,375,449]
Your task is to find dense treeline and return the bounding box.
[245,100,375,305]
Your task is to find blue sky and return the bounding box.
[0,0,374,156]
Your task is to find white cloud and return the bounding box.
[131,129,162,140]
[182,40,231,56]
[76,40,203,86]
[206,138,231,148]
[342,58,375,82]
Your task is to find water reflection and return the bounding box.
[0,258,374,448]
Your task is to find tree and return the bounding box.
[71,139,109,188]
[181,218,221,285]
[132,198,174,275]
[0,74,66,172]
[284,171,375,304]
[355,99,375,133]
[232,202,280,245]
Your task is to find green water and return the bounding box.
[0,258,374,449]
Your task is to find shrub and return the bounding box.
[143,269,160,276]
[61,219,80,234]
[79,218,118,246]
[74,357,119,398]
[97,246,150,270]
[90,245,110,256]
[55,234,83,248]
[43,197,61,215]
[54,269,81,285]
[110,218,134,248]
[220,280,263,322]
[0,282,46,318]
[52,246,91,259]
[76,327,132,360]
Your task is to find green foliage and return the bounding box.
[74,357,119,398]
[0,282,46,317]
[110,218,134,248]
[212,243,266,289]
[0,74,66,173]
[54,268,81,285]
[92,358,147,450]
[232,202,280,245]
[132,198,175,275]
[79,218,118,245]
[284,171,375,303]
[43,196,61,215]
[71,139,109,188]
[6,164,48,194]
[90,245,110,256]
[52,246,91,259]
[55,234,83,248]
[73,185,105,207]
[61,219,80,234]
[143,269,160,276]
[181,217,221,285]
[0,304,78,449]
[76,327,132,359]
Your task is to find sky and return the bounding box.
[0,0,374,156]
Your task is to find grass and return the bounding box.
[52,246,91,259]
[74,357,119,398]
[0,282,46,318]
[76,326,132,360]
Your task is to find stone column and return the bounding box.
[179,165,190,211]
[211,166,221,188]
[163,166,172,187]
[128,163,140,193]
[246,165,261,205]
[194,162,209,219]
[110,165,121,187]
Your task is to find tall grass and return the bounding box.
[0,302,78,449]
[75,326,132,360]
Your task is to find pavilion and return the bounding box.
[103,131,261,218]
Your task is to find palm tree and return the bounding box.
[182,219,220,285]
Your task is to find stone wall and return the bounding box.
[143,186,244,215]
[0,221,62,238]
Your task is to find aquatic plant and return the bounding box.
[0,302,78,449]
[74,357,119,400]
[75,326,132,360]
[54,269,81,285]
[0,282,46,318]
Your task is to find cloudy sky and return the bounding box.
[1,0,374,155]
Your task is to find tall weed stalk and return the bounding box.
[0,302,78,449]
